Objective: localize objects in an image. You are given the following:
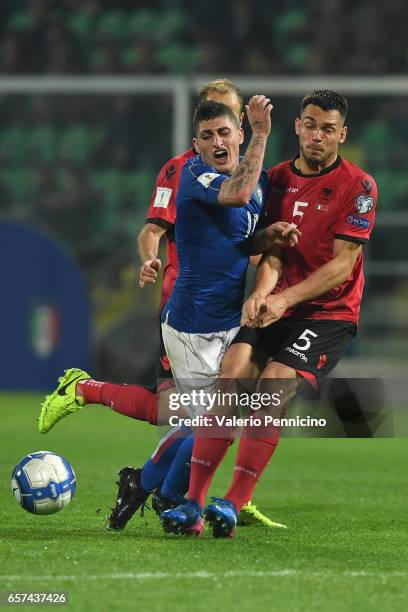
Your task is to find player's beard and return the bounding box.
[300,143,330,172]
[300,147,325,172]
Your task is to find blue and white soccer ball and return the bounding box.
[11,451,76,515]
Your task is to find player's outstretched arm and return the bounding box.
[250,222,301,254]
[218,95,272,207]
[137,222,166,287]
[241,246,283,327]
[257,239,362,327]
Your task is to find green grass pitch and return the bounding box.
[1,393,408,611]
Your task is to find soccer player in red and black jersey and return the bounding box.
[173,90,378,537]
[137,147,194,380]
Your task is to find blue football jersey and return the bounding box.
[161,154,268,333]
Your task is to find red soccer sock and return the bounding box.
[76,380,158,425]
[187,437,231,507]
[225,435,279,513]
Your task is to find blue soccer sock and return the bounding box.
[140,426,191,492]
[160,433,194,500]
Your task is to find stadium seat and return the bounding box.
[264,126,283,168]
[155,9,187,40]
[375,170,407,210]
[127,10,159,42]
[59,125,95,164]
[359,120,392,166]
[154,44,201,74]
[123,170,156,236]
[0,126,27,164]
[273,8,307,39]
[271,8,308,69]
[66,11,95,49]
[28,126,59,164]
[285,43,310,70]
[0,168,34,203]
[120,46,146,71]
[96,11,127,42]
[126,170,156,204]
[5,10,34,32]
[89,44,122,73]
[90,170,126,228]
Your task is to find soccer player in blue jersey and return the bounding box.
[158,96,299,535]
[39,93,299,533]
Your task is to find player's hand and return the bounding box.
[246,95,273,138]
[256,293,289,327]
[139,258,161,288]
[241,291,267,327]
[268,222,301,247]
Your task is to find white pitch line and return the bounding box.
[1,570,407,581]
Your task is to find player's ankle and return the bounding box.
[76,380,88,402]
[187,498,204,512]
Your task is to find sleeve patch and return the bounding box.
[355,193,374,214]
[347,214,371,229]
[154,187,172,208]
[196,172,220,188]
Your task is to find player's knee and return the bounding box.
[220,347,247,378]
[260,361,297,381]
[220,343,265,380]
[257,362,298,409]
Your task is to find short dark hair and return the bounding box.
[193,100,240,135]
[301,90,348,121]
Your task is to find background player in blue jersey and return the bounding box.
[159,96,299,535]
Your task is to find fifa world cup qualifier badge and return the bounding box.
[355,193,374,214]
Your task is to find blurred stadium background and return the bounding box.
[1,0,407,390]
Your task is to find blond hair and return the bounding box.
[198,79,243,112]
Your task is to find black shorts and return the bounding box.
[232,319,356,388]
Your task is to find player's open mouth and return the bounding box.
[213,149,228,164]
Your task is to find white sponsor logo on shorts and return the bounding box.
[284,346,308,362]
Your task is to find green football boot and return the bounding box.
[239,501,287,529]
[39,368,90,434]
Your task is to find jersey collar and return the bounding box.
[290,155,342,177]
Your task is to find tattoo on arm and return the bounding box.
[219,135,267,205]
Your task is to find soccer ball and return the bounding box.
[11,451,76,515]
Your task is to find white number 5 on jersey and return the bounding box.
[293,201,308,219]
